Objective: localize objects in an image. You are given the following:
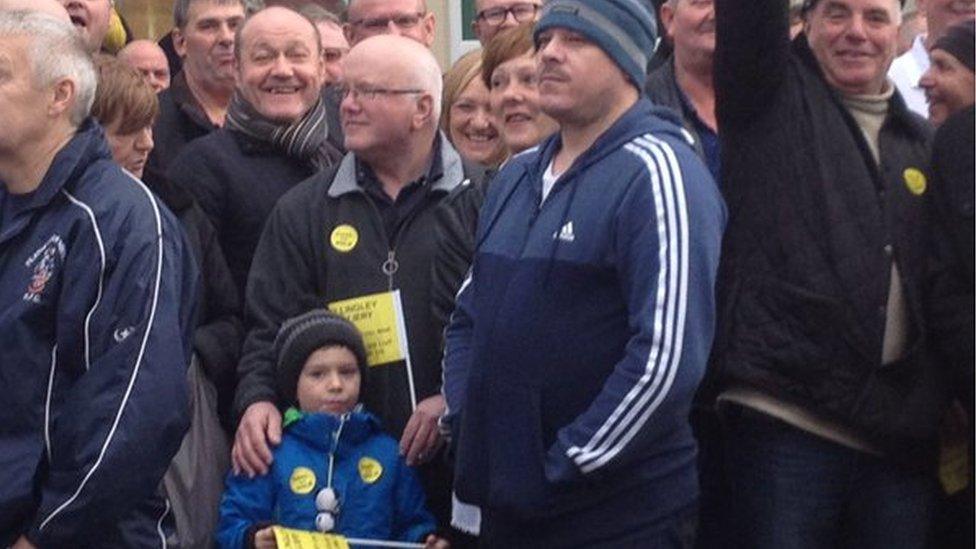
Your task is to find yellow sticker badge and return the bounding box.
[903,168,927,196]
[330,225,359,253]
[289,467,317,495]
[358,457,383,484]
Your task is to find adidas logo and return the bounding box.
[555,221,575,243]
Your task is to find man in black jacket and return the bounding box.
[231,34,465,532]
[646,0,719,179]
[143,0,247,191]
[711,0,950,546]
[168,5,342,300]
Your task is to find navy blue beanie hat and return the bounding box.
[274,309,369,407]
[533,0,659,91]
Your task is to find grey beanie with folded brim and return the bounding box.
[533,0,658,92]
[274,309,369,408]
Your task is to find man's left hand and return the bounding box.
[400,395,446,466]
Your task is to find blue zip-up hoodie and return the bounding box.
[0,120,198,547]
[217,409,435,548]
[443,99,726,544]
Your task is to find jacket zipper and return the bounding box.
[362,191,430,292]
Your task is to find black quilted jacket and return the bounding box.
[710,0,949,465]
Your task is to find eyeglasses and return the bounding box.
[476,3,540,26]
[337,84,425,102]
[348,12,426,33]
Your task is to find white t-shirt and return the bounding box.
[888,35,930,118]
[542,159,560,204]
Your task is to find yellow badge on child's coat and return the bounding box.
[358,457,383,484]
[290,467,317,494]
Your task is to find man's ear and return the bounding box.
[422,12,436,48]
[49,77,76,120]
[172,26,188,58]
[660,3,676,40]
[412,93,434,130]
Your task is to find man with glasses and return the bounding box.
[472,0,542,44]
[344,0,435,48]
[232,34,477,539]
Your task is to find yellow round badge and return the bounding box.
[358,457,383,484]
[330,225,359,253]
[903,168,927,196]
[289,467,317,495]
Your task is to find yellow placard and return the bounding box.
[328,291,409,367]
[273,526,350,549]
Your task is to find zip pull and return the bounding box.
[382,249,399,291]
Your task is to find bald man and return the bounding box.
[0,0,70,21]
[119,39,171,92]
[233,34,474,536]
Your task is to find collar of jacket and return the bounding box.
[645,56,708,159]
[285,407,383,451]
[10,119,113,212]
[524,97,692,190]
[170,71,218,133]
[328,132,465,198]
[793,34,931,141]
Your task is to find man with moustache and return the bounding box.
[443,0,724,544]
[712,0,951,545]
[144,0,247,191]
[119,39,172,93]
[232,34,470,535]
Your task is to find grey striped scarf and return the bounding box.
[224,93,342,171]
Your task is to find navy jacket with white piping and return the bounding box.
[0,120,198,547]
[443,99,726,543]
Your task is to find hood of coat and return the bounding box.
[515,97,694,186]
[283,407,384,453]
[12,119,115,213]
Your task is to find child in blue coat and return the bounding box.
[217,310,446,549]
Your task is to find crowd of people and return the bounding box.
[0,0,972,548]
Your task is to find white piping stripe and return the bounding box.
[574,137,690,472]
[566,138,674,460]
[62,191,107,372]
[566,135,690,472]
[573,137,689,471]
[44,344,58,463]
[570,137,688,471]
[157,496,171,549]
[569,138,681,467]
[39,176,166,531]
[440,271,474,414]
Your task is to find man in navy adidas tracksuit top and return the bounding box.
[442,1,726,546]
